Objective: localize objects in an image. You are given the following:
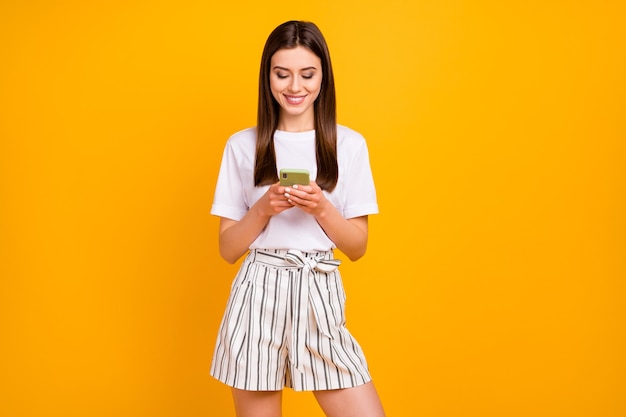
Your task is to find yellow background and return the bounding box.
[1,1,624,416]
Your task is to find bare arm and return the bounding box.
[283,182,369,261]
[218,182,293,263]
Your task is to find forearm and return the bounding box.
[316,208,368,261]
[219,205,271,263]
[282,183,369,260]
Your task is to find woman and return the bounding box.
[210,20,385,417]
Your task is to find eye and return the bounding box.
[276,72,288,79]
[302,73,314,79]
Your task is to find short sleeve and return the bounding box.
[210,139,248,221]
[342,139,379,219]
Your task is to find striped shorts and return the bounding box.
[210,249,372,392]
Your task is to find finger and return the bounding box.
[292,184,313,193]
[286,186,310,200]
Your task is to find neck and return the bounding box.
[277,112,315,132]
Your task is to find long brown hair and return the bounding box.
[255,20,338,192]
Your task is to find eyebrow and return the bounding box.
[272,66,318,71]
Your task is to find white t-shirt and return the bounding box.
[211,125,378,252]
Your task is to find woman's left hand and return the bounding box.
[282,181,330,217]
[284,180,369,261]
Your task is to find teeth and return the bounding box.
[285,95,305,104]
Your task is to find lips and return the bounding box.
[284,95,306,105]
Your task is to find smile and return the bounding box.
[284,95,306,105]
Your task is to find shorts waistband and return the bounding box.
[250,249,336,267]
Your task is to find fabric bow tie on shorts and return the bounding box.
[281,249,342,373]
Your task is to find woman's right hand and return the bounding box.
[218,182,293,263]
[258,182,294,216]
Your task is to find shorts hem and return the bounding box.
[211,373,372,392]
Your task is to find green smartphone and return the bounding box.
[279,168,310,186]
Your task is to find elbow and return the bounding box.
[345,245,367,262]
[347,252,365,262]
[222,255,238,264]
[219,247,240,264]
[218,234,244,264]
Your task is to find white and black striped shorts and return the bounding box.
[210,249,372,392]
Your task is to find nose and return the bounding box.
[288,76,300,92]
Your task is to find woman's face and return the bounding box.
[269,46,323,129]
